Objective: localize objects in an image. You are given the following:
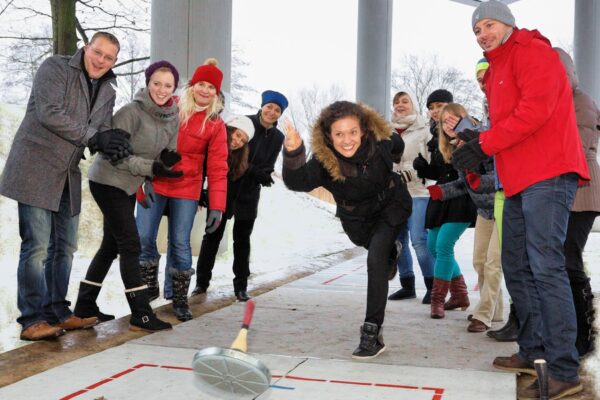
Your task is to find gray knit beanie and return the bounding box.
[472,0,515,30]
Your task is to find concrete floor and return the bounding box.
[0,251,597,399]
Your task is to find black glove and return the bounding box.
[251,166,275,186]
[198,188,209,208]
[205,210,223,234]
[426,136,438,154]
[452,139,489,171]
[152,161,183,178]
[159,149,182,167]
[457,128,480,143]
[413,153,429,172]
[89,128,133,162]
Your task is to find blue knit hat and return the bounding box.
[261,90,288,113]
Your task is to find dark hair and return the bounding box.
[317,101,370,139]
[90,31,120,53]
[226,125,249,181]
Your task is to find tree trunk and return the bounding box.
[50,0,77,55]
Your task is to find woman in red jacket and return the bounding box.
[136,59,228,322]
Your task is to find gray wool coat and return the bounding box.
[0,48,116,216]
[88,87,179,195]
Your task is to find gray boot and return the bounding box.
[169,267,195,322]
[140,258,160,301]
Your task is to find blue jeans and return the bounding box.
[136,193,197,298]
[427,222,470,281]
[502,173,579,382]
[397,197,434,279]
[17,186,79,328]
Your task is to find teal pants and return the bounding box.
[428,222,470,281]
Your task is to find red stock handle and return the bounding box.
[242,299,256,329]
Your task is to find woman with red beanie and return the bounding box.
[136,58,228,322]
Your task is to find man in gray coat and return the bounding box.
[0,31,131,340]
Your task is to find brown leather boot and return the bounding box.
[430,278,451,319]
[444,275,470,311]
[20,321,65,341]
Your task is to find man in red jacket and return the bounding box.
[452,1,589,399]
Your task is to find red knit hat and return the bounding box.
[189,59,223,92]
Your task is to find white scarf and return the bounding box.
[391,113,417,131]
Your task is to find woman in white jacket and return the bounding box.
[388,92,435,303]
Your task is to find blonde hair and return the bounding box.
[438,103,474,163]
[178,58,223,130]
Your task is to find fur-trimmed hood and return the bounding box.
[311,103,393,181]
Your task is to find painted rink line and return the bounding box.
[0,343,515,400]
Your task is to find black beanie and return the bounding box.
[426,89,453,108]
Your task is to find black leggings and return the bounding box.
[564,211,598,284]
[85,181,143,289]
[196,218,255,293]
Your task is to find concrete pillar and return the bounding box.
[151,0,232,92]
[150,0,232,255]
[574,0,600,104]
[356,0,393,119]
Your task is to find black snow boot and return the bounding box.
[352,322,386,360]
[487,302,518,342]
[572,279,596,358]
[139,259,160,302]
[73,280,115,322]
[387,240,402,281]
[125,288,172,332]
[170,267,194,322]
[422,277,433,304]
[388,276,416,300]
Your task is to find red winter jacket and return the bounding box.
[153,110,228,211]
[479,28,589,197]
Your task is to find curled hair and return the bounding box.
[316,101,370,141]
[438,103,474,163]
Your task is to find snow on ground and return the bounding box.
[0,175,354,352]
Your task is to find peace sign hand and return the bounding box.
[283,118,303,152]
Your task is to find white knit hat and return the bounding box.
[225,115,255,141]
[472,0,515,30]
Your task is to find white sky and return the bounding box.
[232,0,574,101]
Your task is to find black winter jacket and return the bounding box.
[282,105,412,247]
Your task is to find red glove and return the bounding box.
[465,170,481,190]
[136,180,155,209]
[427,185,443,201]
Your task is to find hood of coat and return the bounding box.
[134,87,179,122]
[554,47,579,91]
[311,103,392,181]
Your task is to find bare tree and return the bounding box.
[229,44,258,112]
[286,84,347,147]
[392,54,483,118]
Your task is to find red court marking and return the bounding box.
[322,265,365,285]
[61,363,445,400]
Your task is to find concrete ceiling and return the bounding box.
[448,0,521,6]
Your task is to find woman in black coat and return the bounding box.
[282,101,412,360]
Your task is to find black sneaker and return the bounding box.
[352,322,385,360]
[191,285,207,296]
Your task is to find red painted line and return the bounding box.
[322,265,365,285]
[284,375,327,382]
[375,383,419,390]
[160,365,193,371]
[86,378,113,390]
[330,379,372,386]
[62,363,447,399]
[110,368,137,379]
[133,363,158,368]
[59,389,88,400]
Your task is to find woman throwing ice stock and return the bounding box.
[281,101,411,360]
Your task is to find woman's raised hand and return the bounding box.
[283,118,302,151]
